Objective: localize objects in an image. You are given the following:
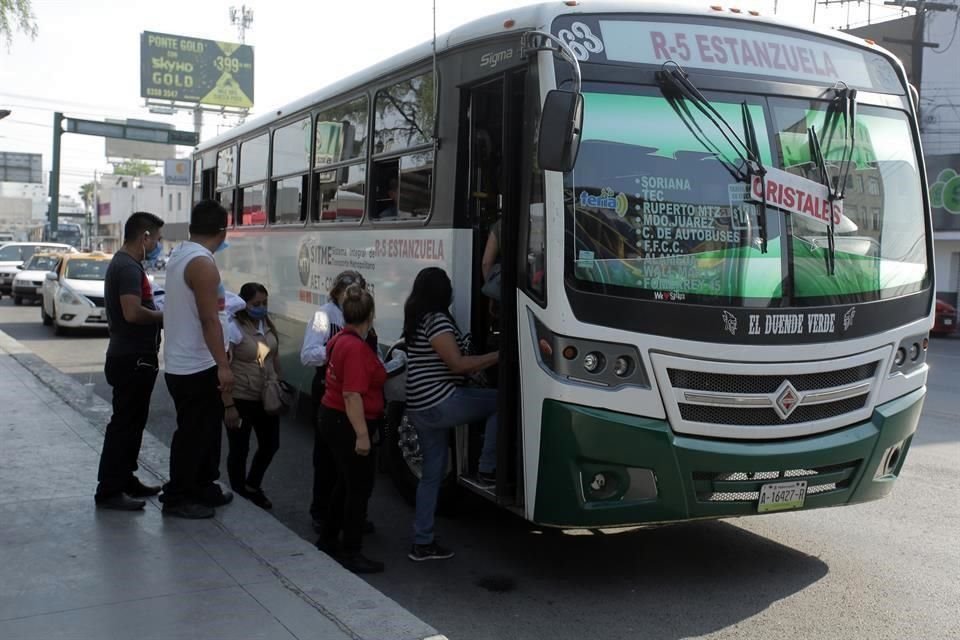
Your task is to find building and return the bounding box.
[0,152,46,240]
[95,173,191,252]
[845,7,960,305]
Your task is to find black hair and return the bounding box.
[342,283,375,325]
[235,281,277,338]
[123,211,164,242]
[189,199,228,236]
[402,267,453,342]
[329,270,366,304]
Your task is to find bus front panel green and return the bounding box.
[533,388,923,528]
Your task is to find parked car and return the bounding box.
[932,299,957,336]
[11,253,62,305]
[41,252,112,335]
[0,242,76,298]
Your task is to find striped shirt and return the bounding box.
[405,312,465,411]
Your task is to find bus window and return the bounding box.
[311,164,366,223]
[239,184,266,226]
[217,146,236,188]
[271,175,309,224]
[217,188,236,227]
[273,118,311,177]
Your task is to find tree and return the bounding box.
[0,0,37,46]
[111,160,156,177]
[79,182,95,210]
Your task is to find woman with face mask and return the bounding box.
[223,282,282,509]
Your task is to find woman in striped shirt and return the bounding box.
[403,267,499,562]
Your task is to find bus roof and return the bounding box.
[195,0,904,154]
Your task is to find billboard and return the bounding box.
[0,152,43,184]
[164,158,192,186]
[140,31,254,109]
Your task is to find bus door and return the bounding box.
[460,69,525,504]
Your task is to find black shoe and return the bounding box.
[408,542,455,562]
[312,517,324,534]
[243,487,272,510]
[95,493,146,511]
[197,485,233,507]
[315,538,339,556]
[162,501,215,519]
[340,552,384,574]
[125,478,161,498]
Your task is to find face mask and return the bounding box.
[145,243,162,261]
[247,305,268,320]
[215,240,230,253]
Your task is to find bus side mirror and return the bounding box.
[538,89,584,173]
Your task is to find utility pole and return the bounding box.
[883,1,959,101]
[47,112,63,241]
[229,5,254,44]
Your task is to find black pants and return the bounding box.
[320,406,377,554]
[96,353,159,497]
[162,366,223,505]
[310,401,338,521]
[226,398,280,491]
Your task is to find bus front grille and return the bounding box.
[652,349,888,439]
[678,394,869,426]
[668,362,877,394]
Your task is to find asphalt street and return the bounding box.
[2,297,958,640]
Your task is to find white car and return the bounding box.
[0,242,76,298]
[11,253,62,305]
[41,252,112,335]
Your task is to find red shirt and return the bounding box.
[321,329,387,419]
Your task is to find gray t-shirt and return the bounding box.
[105,251,160,356]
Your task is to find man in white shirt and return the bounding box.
[159,200,239,519]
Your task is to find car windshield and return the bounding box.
[565,86,928,306]
[0,245,22,261]
[26,255,59,271]
[65,259,108,281]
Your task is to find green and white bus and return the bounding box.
[194,1,933,528]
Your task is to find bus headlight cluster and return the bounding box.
[890,333,929,375]
[530,311,649,389]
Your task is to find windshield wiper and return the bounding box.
[656,62,764,178]
[807,83,858,276]
[656,62,769,251]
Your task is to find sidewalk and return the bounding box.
[0,329,445,640]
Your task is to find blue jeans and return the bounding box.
[408,387,498,545]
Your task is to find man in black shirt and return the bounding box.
[94,212,165,510]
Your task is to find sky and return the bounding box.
[0,0,916,200]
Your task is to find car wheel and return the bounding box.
[384,401,459,511]
[53,305,67,336]
[40,302,52,326]
[13,295,22,306]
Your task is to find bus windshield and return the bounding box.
[566,87,928,306]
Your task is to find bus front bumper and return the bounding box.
[533,387,924,528]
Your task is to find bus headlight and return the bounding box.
[583,352,604,373]
[529,310,649,389]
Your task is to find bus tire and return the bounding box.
[384,401,459,511]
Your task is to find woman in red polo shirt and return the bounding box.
[315,284,386,574]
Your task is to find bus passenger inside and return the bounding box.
[372,161,400,219]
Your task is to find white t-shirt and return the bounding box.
[163,241,222,375]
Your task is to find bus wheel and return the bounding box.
[384,402,458,510]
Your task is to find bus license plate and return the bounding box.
[757,480,807,513]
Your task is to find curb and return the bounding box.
[0,327,446,640]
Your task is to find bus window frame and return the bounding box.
[369,67,438,227]
[308,93,372,227]
[267,115,313,228]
